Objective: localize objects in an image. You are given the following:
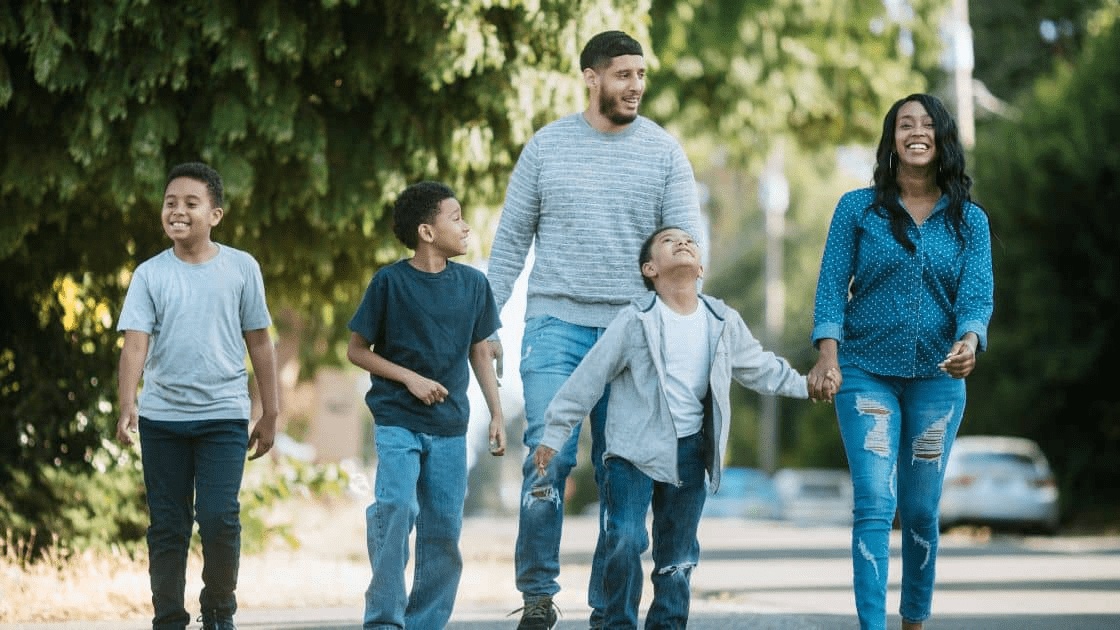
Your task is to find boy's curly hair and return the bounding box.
[392,181,456,250]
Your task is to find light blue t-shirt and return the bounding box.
[117,244,272,421]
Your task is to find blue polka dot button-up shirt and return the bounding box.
[811,187,994,378]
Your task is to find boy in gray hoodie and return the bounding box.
[533,226,819,629]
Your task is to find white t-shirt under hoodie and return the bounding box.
[656,297,711,438]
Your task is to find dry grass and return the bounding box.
[0,497,371,623]
[0,497,586,624]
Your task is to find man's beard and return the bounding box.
[599,92,639,126]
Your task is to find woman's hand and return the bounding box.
[808,360,842,402]
[808,338,842,402]
[939,334,978,378]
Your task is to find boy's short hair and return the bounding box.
[166,162,223,208]
[638,225,687,291]
[580,30,643,71]
[392,181,456,250]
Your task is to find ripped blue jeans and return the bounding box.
[601,432,706,630]
[835,363,966,630]
[516,315,609,623]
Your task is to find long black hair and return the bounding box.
[870,93,972,252]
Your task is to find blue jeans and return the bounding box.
[601,433,706,630]
[835,364,966,630]
[139,418,248,630]
[364,425,467,630]
[516,316,609,620]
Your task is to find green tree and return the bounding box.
[0,0,649,552]
[968,2,1120,522]
[970,0,1103,104]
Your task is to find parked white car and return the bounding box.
[773,468,853,525]
[940,435,1060,534]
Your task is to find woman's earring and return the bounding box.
[889,152,896,171]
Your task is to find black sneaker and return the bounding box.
[510,595,561,630]
[198,610,236,630]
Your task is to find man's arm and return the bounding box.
[245,328,280,460]
[487,137,541,311]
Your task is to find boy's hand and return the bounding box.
[488,417,506,456]
[405,374,449,406]
[533,445,556,476]
[116,406,138,446]
[247,412,278,461]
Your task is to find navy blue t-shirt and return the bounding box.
[348,260,500,436]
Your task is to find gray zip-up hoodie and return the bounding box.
[541,292,808,492]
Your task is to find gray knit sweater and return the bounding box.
[487,113,703,328]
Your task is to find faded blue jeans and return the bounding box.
[835,363,966,630]
[139,417,248,630]
[516,316,609,623]
[601,432,706,630]
[364,425,467,630]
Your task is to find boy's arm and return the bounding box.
[245,328,280,460]
[534,315,630,472]
[726,312,809,399]
[470,340,505,456]
[346,332,448,405]
[116,330,149,446]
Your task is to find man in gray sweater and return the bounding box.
[486,30,704,630]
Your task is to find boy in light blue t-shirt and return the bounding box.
[117,162,279,630]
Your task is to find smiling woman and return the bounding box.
[809,93,993,630]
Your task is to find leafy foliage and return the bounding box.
[646,0,942,172]
[0,0,648,554]
[970,0,1103,103]
[967,2,1120,517]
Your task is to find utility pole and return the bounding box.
[758,143,788,474]
[950,0,975,148]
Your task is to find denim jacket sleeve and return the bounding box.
[811,190,864,347]
[953,203,994,351]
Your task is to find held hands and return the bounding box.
[807,361,842,403]
[533,445,557,476]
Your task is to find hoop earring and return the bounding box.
[889,152,896,171]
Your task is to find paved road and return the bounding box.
[5,516,1119,630]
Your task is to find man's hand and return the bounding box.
[487,338,504,382]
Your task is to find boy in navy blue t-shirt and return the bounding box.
[346,181,504,629]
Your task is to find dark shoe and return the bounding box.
[510,595,561,630]
[198,610,236,630]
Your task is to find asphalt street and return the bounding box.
[4,515,1118,630]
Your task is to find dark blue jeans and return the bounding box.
[601,432,706,630]
[139,417,248,630]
